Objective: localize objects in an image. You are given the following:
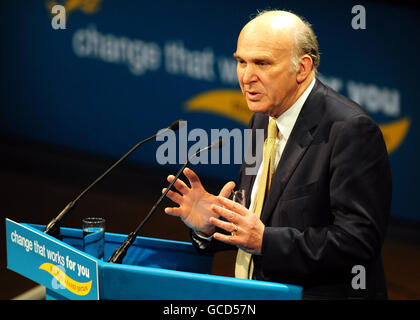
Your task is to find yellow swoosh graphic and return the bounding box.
[379,117,410,154]
[185,89,252,125]
[46,0,102,15]
[39,262,92,296]
[185,90,410,154]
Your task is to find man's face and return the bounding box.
[234,26,299,117]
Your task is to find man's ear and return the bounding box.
[296,55,313,83]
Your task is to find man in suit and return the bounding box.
[162,10,392,299]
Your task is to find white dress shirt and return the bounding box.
[248,78,316,212]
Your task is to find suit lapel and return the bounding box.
[260,79,326,224]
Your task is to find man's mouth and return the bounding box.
[246,91,262,101]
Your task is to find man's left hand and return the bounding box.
[209,196,265,255]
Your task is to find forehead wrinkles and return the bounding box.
[236,34,291,61]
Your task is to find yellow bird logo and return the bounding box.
[39,262,92,296]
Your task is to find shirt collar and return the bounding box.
[270,77,316,140]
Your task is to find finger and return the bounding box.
[162,188,183,205]
[209,217,237,234]
[211,204,242,224]
[167,175,190,194]
[183,168,203,190]
[219,181,236,198]
[216,196,247,216]
[213,232,239,246]
[164,206,183,217]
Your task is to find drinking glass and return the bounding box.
[82,217,105,260]
[231,189,246,206]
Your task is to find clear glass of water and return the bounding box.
[231,189,246,206]
[82,217,105,260]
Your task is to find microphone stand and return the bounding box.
[108,139,223,264]
[44,119,183,239]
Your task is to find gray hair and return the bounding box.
[255,10,320,73]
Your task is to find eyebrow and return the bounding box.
[233,52,273,62]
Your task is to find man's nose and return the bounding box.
[242,65,258,84]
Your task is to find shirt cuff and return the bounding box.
[194,230,214,241]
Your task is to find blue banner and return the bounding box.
[0,1,418,221]
[6,219,99,300]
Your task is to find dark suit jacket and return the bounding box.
[191,79,392,299]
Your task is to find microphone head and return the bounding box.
[168,119,185,131]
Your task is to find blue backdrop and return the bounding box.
[1,0,419,221]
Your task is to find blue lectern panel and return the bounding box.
[6,220,302,300]
[6,219,100,300]
[103,232,213,274]
[100,263,301,300]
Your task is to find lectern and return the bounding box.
[5,218,302,300]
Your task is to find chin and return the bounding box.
[247,102,270,115]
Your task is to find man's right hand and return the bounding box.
[162,167,235,235]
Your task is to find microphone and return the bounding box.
[44,119,184,238]
[108,138,225,264]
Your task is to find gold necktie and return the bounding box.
[235,118,279,279]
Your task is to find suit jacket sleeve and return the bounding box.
[257,115,392,282]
